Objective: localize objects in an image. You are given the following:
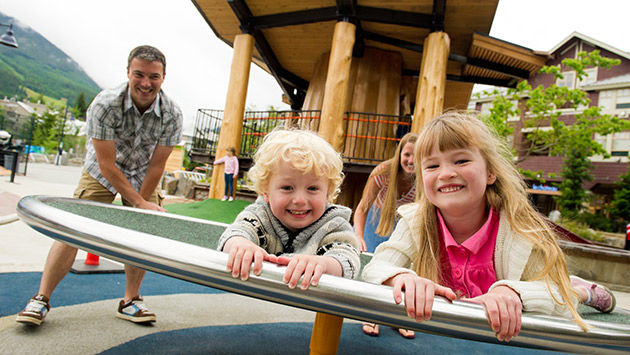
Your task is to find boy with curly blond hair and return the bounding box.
[217,129,360,289]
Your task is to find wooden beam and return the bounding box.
[319,21,356,152]
[431,0,446,32]
[245,4,437,31]
[249,7,338,29]
[210,34,254,199]
[227,0,308,108]
[412,31,450,133]
[355,6,434,28]
[472,32,547,68]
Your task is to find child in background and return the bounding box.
[214,147,239,201]
[217,130,360,289]
[362,112,615,342]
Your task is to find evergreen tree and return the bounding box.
[74,92,87,118]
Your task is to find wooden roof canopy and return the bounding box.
[192,0,547,109]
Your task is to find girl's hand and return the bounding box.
[357,235,367,252]
[389,273,456,322]
[223,237,273,280]
[275,255,341,290]
[466,285,522,342]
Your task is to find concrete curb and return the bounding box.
[0,213,18,225]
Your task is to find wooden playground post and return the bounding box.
[411,31,450,133]
[309,312,345,355]
[318,20,356,152]
[210,33,254,199]
[310,20,355,355]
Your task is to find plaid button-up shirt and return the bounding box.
[84,82,183,194]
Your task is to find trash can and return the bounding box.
[3,151,18,171]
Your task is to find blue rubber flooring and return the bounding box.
[0,271,223,317]
[2,271,558,354]
[100,322,556,355]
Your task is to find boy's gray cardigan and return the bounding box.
[218,197,361,279]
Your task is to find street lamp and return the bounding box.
[0,23,18,48]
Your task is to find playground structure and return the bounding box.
[189,1,551,351]
[189,0,547,209]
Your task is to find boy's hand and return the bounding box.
[466,285,522,342]
[388,273,456,322]
[223,237,274,280]
[275,255,342,290]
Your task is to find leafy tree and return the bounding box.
[480,50,630,214]
[31,106,65,152]
[610,164,630,230]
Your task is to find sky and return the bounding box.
[0,0,628,133]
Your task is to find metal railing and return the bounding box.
[191,109,411,165]
[239,110,321,158]
[192,109,223,157]
[343,111,410,164]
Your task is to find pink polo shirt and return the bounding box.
[437,207,499,298]
[213,155,239,175]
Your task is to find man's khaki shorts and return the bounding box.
[73,170,163,207]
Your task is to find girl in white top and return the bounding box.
[362,112,613,342]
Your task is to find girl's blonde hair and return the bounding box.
[413,111,586,330]
[248,129,344,202]
[369,132,418,236]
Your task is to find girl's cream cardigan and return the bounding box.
[362,203,576,317]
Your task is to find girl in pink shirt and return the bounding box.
[214,147,239,201]
[362,112,615,342]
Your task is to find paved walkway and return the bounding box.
[0,163,628,354]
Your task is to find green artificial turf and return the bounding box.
[165,198,251,223]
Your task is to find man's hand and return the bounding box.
[466,285,522,342]
[134,199,166,212]
[223,237,273,280]
[275,255,342,290]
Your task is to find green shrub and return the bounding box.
[578,211,624,233]
[558,217,606,243]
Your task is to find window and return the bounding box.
[480,102,492,115]
[505,133,514,149]
[577,68,597,87]
[521,127,552,156]
[611,132,630,157]
[557,68,596,89]
[507,100,520,122]
[599,90,614,111]
[556,71,576,89]
[616,89,630,110]
[594,90,629,159]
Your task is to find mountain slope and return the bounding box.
[0,12,101,106]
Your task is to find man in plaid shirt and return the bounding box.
[17,45,183,326]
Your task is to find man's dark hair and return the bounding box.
[127,45,166,73]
